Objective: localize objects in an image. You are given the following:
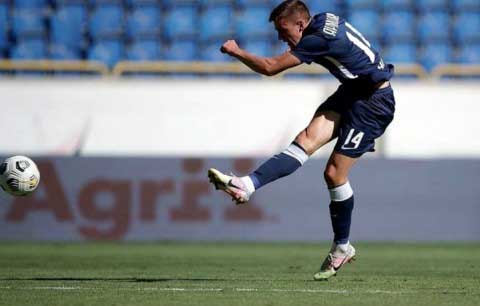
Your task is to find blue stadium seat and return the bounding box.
[367,38,381,51]
[271,42,288,55]
[13,0,47,9]
[126,6,161,39]
[348,10,381,41]
[417,12,450,42]
[0,4,8,50]
[49,43,81,60]
[235,0,271,8]
[11,39,47,59]
[50,5,86,49]
[199,41,231,61]
[457,44,480,64]
[306,0,338,14]
[235,7,271,40]
[419,43,453,70]
[89,0,123,7]
[88,40,123,67]
[163,6,197,40]
[199,6,233,42]
[243,40,271,57]
[164,40,197,61]
[0,31,8,53]
[345,0,377,9]
[452,0,480,12]
[416,0,448,11]
[453,12,480,43]
[12,9,45,38]
[198,0,232,7]
[126,39,161,61]
[382,11,415,43]
[162,0,197,8]
[380,0,413,10]
[382,43,416,63]
[125,0,158,7]
[53,0,93,4]
[89,5,124,40]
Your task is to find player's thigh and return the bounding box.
[324,151,358,187]
[294,110,341,155]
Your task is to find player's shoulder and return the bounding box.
[304,13,344,39]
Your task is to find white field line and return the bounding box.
[271,288,348,294]
[0,286,417,294]
[0,286,472,295]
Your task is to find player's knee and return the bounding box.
[324,164,346,187]
[294,131,316,156]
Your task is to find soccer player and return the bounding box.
[208,0,395,280]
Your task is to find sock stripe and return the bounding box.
[329,181,353,202]
[283,143,309,165]
[292,141,308,154]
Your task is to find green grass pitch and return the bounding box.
[0,242,479,306]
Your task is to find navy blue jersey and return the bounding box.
[291,13,394,86]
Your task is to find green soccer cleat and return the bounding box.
[313,243,356,281]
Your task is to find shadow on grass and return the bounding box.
[1,277,230,282]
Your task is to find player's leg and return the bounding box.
[314,152,358,280]
[325,152,357,245]
[208,110,340,204]
[247,110,340,189]
[314,84,396,280]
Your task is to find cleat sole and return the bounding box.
[208,169,227,189]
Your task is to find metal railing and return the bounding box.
[0,60,109,75]
[112,61,430,79]
[0,60,477,80]
[431,64,480,79]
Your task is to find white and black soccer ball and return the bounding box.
[0,156,40,196]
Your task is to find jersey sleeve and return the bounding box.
[290,34,329,64]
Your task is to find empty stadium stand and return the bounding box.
[0,0,477,77]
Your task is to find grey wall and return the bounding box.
[0,157,478,241]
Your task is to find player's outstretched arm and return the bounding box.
[221,40,301,76]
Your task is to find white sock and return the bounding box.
[332,241,350,253]
[328,181,353,202]
[240,176,255,194]
[283,143,309,165]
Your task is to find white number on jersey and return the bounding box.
[345,22,375,63]
[341,129,365,150]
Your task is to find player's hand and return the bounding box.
[220,40,241,57]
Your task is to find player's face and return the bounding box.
[274,17,305,49]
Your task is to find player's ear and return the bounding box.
[297,19,306,32]
[298,22,304,32]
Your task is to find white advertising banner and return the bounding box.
[0,157,478,241]
[0,79,479,158]
[0,79,331,157]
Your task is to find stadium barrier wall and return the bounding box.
[0,60,429,78]
[1,60,479,79]
[0,60,109,75]
[0,79,479,158]
[0,157,478,241]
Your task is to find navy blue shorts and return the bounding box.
[317,83,396,158]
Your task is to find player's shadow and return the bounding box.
[1,277,229,282]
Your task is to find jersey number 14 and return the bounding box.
[341,128,365,150]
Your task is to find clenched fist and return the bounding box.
[220,40,241,57]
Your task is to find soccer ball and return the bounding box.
[0,156,40,196]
